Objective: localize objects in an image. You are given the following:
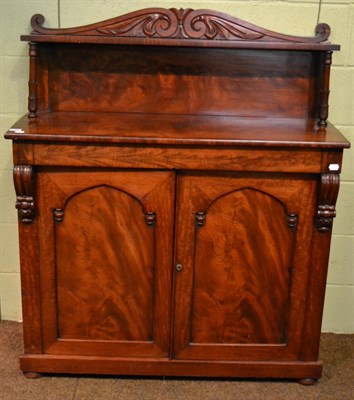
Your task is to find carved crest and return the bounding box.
[29,8,331,44]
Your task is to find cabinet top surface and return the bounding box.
[21,8,339,51]
[5,112,350,149]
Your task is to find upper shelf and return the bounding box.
[21,8,340,51]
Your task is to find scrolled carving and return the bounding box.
[13,165,35,224]
[28,8,333,44]
[195,211,207,227]
[97,8,180,38]
[30,14,45,33]
[315,173,339,232]
[183,9,263,40]
[315,23,331,42]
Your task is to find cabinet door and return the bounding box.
[173,172,317,361]
[37,169,174,358]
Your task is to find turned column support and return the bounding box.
[28,42,38,118]
[318,51,332,128]
[315,173,339,232]
[14,165,35,224]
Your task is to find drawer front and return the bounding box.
[17,142,325,173]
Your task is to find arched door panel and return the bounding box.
[55,186,154,342]
[192,188,293,345]
[173,172,316,361]
[37,170,175,358]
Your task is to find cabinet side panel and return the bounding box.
[192,189,293,344]
[55,186,154,341]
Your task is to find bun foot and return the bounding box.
[298,378,317,386]
[23,372,43,379]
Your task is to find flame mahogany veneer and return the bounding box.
[4,8,350,384]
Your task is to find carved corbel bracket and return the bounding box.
[315,173,339,232]
[14,165,35,224]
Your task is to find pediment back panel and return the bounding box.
[40,44,314,118]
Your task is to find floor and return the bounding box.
[1,321,354,400]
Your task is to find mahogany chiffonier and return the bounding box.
[4,8,350,384]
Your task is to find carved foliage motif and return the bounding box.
[30,9,331,43]
[183,10,263,40]
[14,165,35,224]
[316,204,336,231]
[96,9,264,40]
[15,196,35,224]
[97,9,181,38]
[315,174,339,232]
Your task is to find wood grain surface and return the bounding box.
[37,170,175,358]
[5,113,350,148]
[173,172,317,361]
[22,8,338,52]
[56,186,154,341]
[6,8,349,380]
[191,188,294,344]
[41,45,313,118]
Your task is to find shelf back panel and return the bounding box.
[38,44,317,118]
